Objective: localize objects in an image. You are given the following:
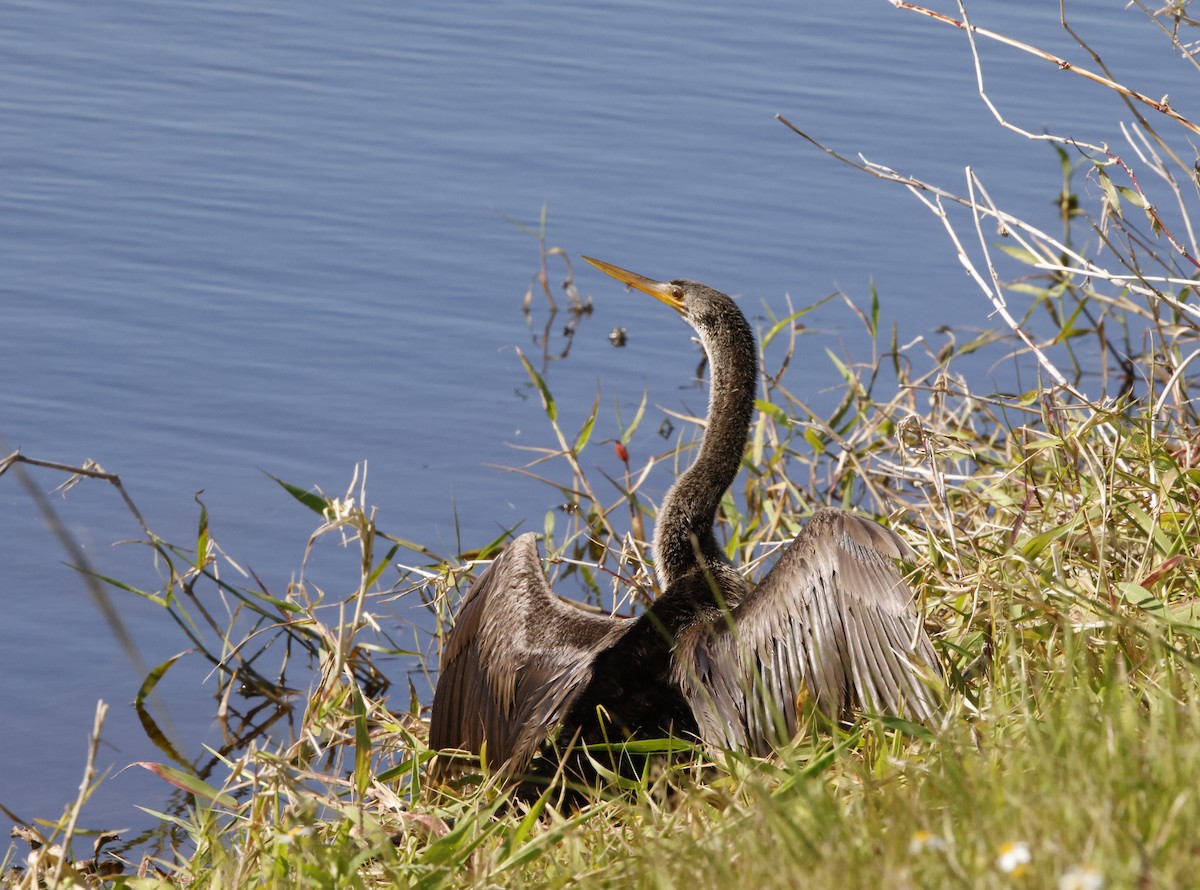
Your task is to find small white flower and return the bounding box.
[273,824,315,847]
[996,840,1032,875]
[908,830,945,854]
[1058,865,1105,890]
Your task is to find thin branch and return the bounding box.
[774,116,1200,324]
[954,0,1107,153]
[1104,147,1200,270]
[892,0,1200,138]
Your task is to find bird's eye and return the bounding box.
[671,286,684,301]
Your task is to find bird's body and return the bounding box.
[429,259,941,783]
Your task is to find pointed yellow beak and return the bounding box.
[582,256,685,315]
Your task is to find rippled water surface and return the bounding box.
[0,0,1192,832]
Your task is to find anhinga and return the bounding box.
[429,258,941,781]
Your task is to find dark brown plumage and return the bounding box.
[429,258,941,782]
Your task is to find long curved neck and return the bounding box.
[653,305,757,592]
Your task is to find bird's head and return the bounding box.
[582,256,738,338]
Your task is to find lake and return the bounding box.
[0,0,1192,839]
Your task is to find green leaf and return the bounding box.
[375,756,416,785]
[1117,185,1146,209]
[1097,167,1121,215]
[194,496,210,570]
[803,427,827,452]
[584,736,699,755]
[471,525,523,561]
[352,685,371,796]
[953,331,998,357]
[1008,282,1061,298]
[82,569,168,607]
[1021,520,1075,559]
[1120,501,1175,555]
[408,677,421,717]
[760,293,836,349]
[875,714,936,740]
[1113,581,1163,611]
[515,347,556,421]
[755,399,792,428]
[133,762,238,809]
[1167,598,1200,629]
[621,388,648,445]
[365,543,401,590]
[135,650,191,707]
[825,349,864,396]
[135,702,188,768]
[1051,299,1093,345]
[996,244,1043,265]
[264,472,330,515]
[573,392,600,453]
[1054,144,1071,178]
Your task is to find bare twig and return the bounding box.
[774,116,1200,325]
[52,701,110,887]
[954,0,1107,153]
[892,0,1200,138]
[1125,0,1200,75]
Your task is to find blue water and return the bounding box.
[1,0,1193,837]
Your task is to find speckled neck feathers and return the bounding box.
[652,283,757,601]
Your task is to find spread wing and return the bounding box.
[428,533,630,778]
[675,508,942,755]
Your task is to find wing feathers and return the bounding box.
[433,511,942,776]
[676,508,941,755]
[429,533,628,777]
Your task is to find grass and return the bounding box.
[3,3,1200,887]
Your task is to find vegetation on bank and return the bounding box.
[3,3,1199,887]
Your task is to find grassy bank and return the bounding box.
[4,4,1200,888]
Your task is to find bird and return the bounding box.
[428,257,941,784]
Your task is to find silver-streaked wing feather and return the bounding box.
[429,533,629,777]
[675,508,941,755]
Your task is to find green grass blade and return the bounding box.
[264,471,330,515]
[516,347,556,422]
